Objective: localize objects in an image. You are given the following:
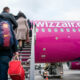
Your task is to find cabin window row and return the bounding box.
[36,28,80,32]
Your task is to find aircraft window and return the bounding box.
[66,28,70,32]
[78,28,80,32]
[72,28,76,32]
[42,28,45,32]
[48,28,51,32]
[60,28,64,32]
[36,28,38,32]
[54,28,58,32]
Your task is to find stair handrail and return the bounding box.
[29,25,36,80]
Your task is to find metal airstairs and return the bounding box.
[8,26,35,80]
[19,37,32,78]
[19,25,35,80]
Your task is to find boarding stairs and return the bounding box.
[8,25,35,80]
[18,37,32,78]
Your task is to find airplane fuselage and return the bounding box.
[34,21,80,63]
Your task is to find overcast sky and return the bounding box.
[0,0,80,20]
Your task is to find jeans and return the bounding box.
[0,56,11,80]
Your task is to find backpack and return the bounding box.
[0,19,14,49]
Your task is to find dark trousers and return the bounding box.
[0,56,11,80]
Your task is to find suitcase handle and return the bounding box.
[13,52,20,60]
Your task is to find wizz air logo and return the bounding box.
[34,21,80,27]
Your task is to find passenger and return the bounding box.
[16,11,29,51]
[27,19,32,37]
[0,7,18,80]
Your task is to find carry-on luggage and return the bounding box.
[8,60,25,80]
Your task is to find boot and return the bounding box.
[20,47,22,51]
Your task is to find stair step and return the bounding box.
[25,71,29,74]
[20,57,31,59]
[23,65,30,68]
[18,46,31,49]
[19,51,31,53]
[22,60,30,63]
[24,44,31,46]
[24,43,31,45]
[18,48,31,51]
[24,46,31,48]
[19,54,31,56]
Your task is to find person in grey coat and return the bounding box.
[16,12,29,51]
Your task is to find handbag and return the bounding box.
[8,56,25,80]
